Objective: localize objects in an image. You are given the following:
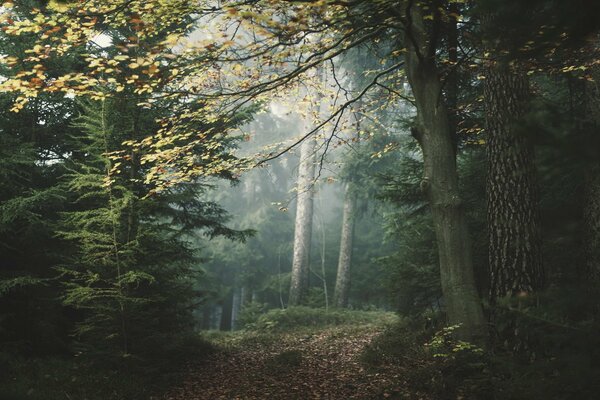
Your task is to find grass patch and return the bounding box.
[247,306,397,332]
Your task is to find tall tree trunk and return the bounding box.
[212,305,222,330]
[231,287,242,330]
[484,66,543,301]
[201,307,211,330]
[446,0,459,153]
[288,133,317,306]
[240,286,249,307]
[333,182,357,308]
[584,67,600,285]
[584,168,600,283]
[403,2,486,342]
[220,290,233,331]
[317,198,329,309]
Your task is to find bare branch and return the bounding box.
[255,60,405,165]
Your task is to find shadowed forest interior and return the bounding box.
[1,0,600,399]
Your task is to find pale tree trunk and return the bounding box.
[403,2,486,342]
[317,198,329,309]
[231,287,242,330]
[484,67,543,301]
[211,305,221,330]
[333,182,357,308]
[240,286,249,307]
[288,133,317,306]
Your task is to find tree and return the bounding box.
[583,65,600,285]
[59,87,249,356]
[289,123,317,306]
[0,0,78,354]
[333,181,357,308]
[0,0,490,340]
[403,2,486,341]
[483,65,543,301]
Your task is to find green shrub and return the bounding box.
[251,306,396,332]
[361,318,492,399]
[305,287,328,308]
[237,302,269,330]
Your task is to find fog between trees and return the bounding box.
[1,1,599,399]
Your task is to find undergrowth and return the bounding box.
[361,305,600,400]
[360,317,492,399]
[0,334,214,400]
[241,306,397,332]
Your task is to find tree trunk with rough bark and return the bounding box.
[584,168,600,283]
[403,2,486,342]
[333,182,357,308]
[584,67,600,284]
[484,67,544,301]
[288,133,317,306]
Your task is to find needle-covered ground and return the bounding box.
[162,309,416,400]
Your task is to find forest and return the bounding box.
[1,0,599,399]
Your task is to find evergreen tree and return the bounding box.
[58,94,249,359]
[0,0,78,354]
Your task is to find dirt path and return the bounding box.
[163,325,407,400]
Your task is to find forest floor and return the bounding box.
[162,314,414,400]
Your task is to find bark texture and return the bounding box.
[584,169,600,283]
[288,134,317,306]
[584,67,600,283]
[484,67,543,301]
[333,182,357,308]
[403,2,486,342]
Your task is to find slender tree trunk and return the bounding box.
[220,291,233,331]
[484,66,543,301]
[333,182,357,308]
[240,286,249,307]
[213,305,222,330]
[403,2,486,342]
[231,287,241,330]
[317,200,329,309]
[201,307,211,330]
[288,133,317,306]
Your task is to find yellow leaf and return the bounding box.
[47,0,70,12]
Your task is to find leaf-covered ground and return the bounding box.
[163,318,412,400]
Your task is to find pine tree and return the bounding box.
[58,99,152,356]
[0,0,78,353]
[58,94,249,359]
